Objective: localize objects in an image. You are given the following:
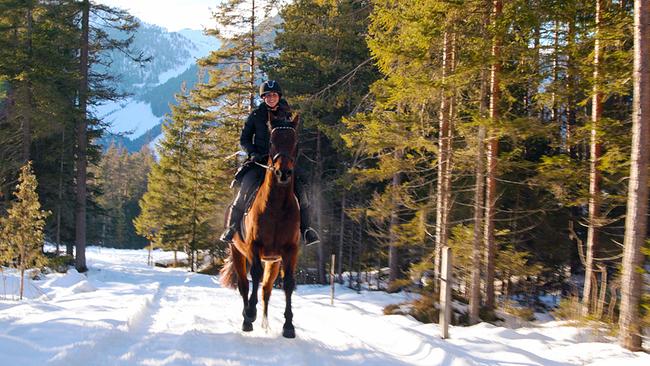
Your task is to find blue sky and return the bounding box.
[99,0,218,31]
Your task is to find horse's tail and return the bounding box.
[220,245,238,289]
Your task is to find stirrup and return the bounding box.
[303,227,320,247]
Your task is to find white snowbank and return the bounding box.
[0,247,648,366]
[47,269,87,288]
[0,268,46,300]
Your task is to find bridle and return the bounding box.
[254,126,296,172]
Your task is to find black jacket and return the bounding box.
[239,99,290,157]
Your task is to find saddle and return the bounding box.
[237,185,260,242]
[231,161,255,188]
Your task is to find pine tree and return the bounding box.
[618,0,649,351]
[0,161,50,300]
[93,144,154,248]
[135,88,220,270]
[265,0,379,283]
[190,0,281,246]
[73,1,147,271]
[484,0,503,311]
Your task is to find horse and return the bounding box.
[220,114,301,338]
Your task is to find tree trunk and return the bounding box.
[444,31,456,240]
[315,130,326,284]
[583,0,604,316]
[348,223,353,288]
[619,0,649,351]
[567,18,577,156]
[435,32,451,287]
[552,20,560,140]
[249,0,256,111]
[470,67,489,325]
[595,264,607,319]
[338,191,346,283]
[388,150,403,283]
[56,129,65,255]
[75,0,90,273]
[484,0,502,310]
[21,6,33,163]
[19,265,25,301]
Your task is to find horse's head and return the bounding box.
[268,114,299,186]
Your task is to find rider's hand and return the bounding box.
[250,153,266,162]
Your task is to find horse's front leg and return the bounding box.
[261,260,281,330]
[282,249,298,338]
[245,253,263,324]
[231,246,252,332]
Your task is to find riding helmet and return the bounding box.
[259,80,282,97]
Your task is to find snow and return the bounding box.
[95,99,163,137]
[157,30,219,86]
[176,29,221,60]
[157,62,195,86]
[1,247,648,366]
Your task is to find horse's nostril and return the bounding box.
[287,169,293,176]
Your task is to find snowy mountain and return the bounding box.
[94,22,220,152]
[1,246,649,365]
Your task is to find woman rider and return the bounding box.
[220,80,320,246]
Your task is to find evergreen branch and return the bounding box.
[309,58,373,101]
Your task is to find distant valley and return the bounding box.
[94,24,220,152]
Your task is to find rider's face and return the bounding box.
[263,92,280,109]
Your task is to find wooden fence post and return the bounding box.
[439,246,452,339]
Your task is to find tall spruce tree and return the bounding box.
[94,144,154,248]
[73,1,146,271]
[618,0,649,351]
[263,0,378,283]
[190,0,281,243]
[136,89,220,271]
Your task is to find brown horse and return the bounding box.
[220,115,301,338]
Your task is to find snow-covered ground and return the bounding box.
[1,247,648,366]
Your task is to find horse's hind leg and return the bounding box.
[231,246,252,332]
[245,250,263,323]
[261,260,281,330]
[281,249,298,338]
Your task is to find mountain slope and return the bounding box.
[96,15,281,153]
[94,23,219,152]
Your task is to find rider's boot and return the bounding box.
[295,180,320,246]
[299,203,320,246]
[220,206,244,243]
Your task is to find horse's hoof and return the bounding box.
[242,321,253,332]
[243,308,257,323]
[282,326,295,339]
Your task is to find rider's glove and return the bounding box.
[250,153,266,163]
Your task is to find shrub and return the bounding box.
[552,295,582,321]
[387,278,411,293]
[43,254,74,273]
[409,294,440,323]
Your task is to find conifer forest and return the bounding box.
[0,0,648,353]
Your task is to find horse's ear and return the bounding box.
[291,113,300,129]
